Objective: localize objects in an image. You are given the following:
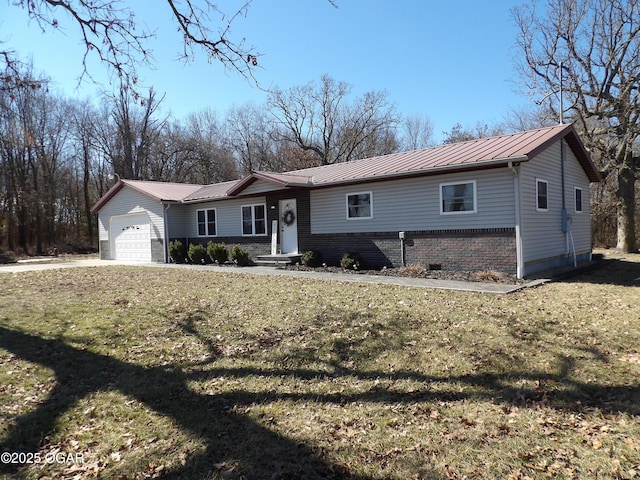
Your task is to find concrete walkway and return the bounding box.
[0,258,544,294]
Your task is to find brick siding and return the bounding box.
[300,228,517,274]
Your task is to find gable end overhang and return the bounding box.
[91,180,202,213]
[226,171,313,196]
[564,131,602,182]
[91,181,126,213]
[526,124,601,182]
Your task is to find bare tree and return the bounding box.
[441,123,478,144]
[513,0,640,252]
[179,109,238,183]
[498,106,558,133]
[0,51,45,92]
[401,113,435,151]
[0,65,73,253]
[69,100,101,243]
[108,86,167,180]
[4,1,257,93]
[267,75,399,165]
[224,103,277,174]
[441,122,504,145]
[147,122,195,183]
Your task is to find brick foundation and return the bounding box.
[301,228,517,274]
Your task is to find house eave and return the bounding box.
[180,195,231,204]
[90,181,125,213]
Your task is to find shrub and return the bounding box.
[188,243,209,264]
[301,250,323,267]
[399,264,426,276]
[340,252,366,270]
[230,244,253,266]
[168,240,187,264]
[474,270,503,282]
[207,241,228,264]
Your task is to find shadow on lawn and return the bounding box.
[1,325,639,479]
[0,327,412,480]
[559,256,640,286]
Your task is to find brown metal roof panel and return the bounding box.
[273,124,592,186]
[183,180,239,201]
[124,180,203,201]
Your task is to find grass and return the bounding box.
[0,251,639,479]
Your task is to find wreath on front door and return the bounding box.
[282,208,296,226]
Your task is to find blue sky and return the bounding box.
[2,0,533,140]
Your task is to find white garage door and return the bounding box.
[111,214,151,261]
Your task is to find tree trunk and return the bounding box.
[83,143,94,244]
[616,161,637,252]
[6,190,15,251]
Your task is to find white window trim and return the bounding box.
[574,186,583,213]
[196,208,217,237]
[241,203,267,236]
[346,191,373,220]
[439,180,477,215]
[536,179,549,212]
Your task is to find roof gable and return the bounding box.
[226,171,313,196]
[91,179,203,212]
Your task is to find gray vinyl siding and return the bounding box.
[519,139,592,264]
[310,169,515,234]
[184,196,267,238]
[241,180,286,195]
[165,204,189,238]
[564,144,593,253]
[98,187,165,242]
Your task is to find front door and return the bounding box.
[279,199,298,254]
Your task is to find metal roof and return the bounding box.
[92,123,600,211]
[124,180,203,200]
[182,180,241,202]
[91,180,203,212]
[283,123,600,186]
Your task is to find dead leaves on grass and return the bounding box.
[2,267,639,479]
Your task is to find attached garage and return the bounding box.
[110,214,151,261]
[92,180,203,263]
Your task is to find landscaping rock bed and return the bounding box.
[282,263,525,285]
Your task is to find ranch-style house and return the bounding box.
[92,123,601,278]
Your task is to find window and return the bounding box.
[536,179,548,211]
[440,181,476,214]
[197,209,216,236]
[242,204,266,235]
[574,187,583,213]
[347,192,372,219]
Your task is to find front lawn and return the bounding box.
[1,252,639,479]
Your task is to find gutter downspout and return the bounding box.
[509,161,524,279]
[163,203,171,263]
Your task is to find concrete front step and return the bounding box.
[255,254,303,267]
